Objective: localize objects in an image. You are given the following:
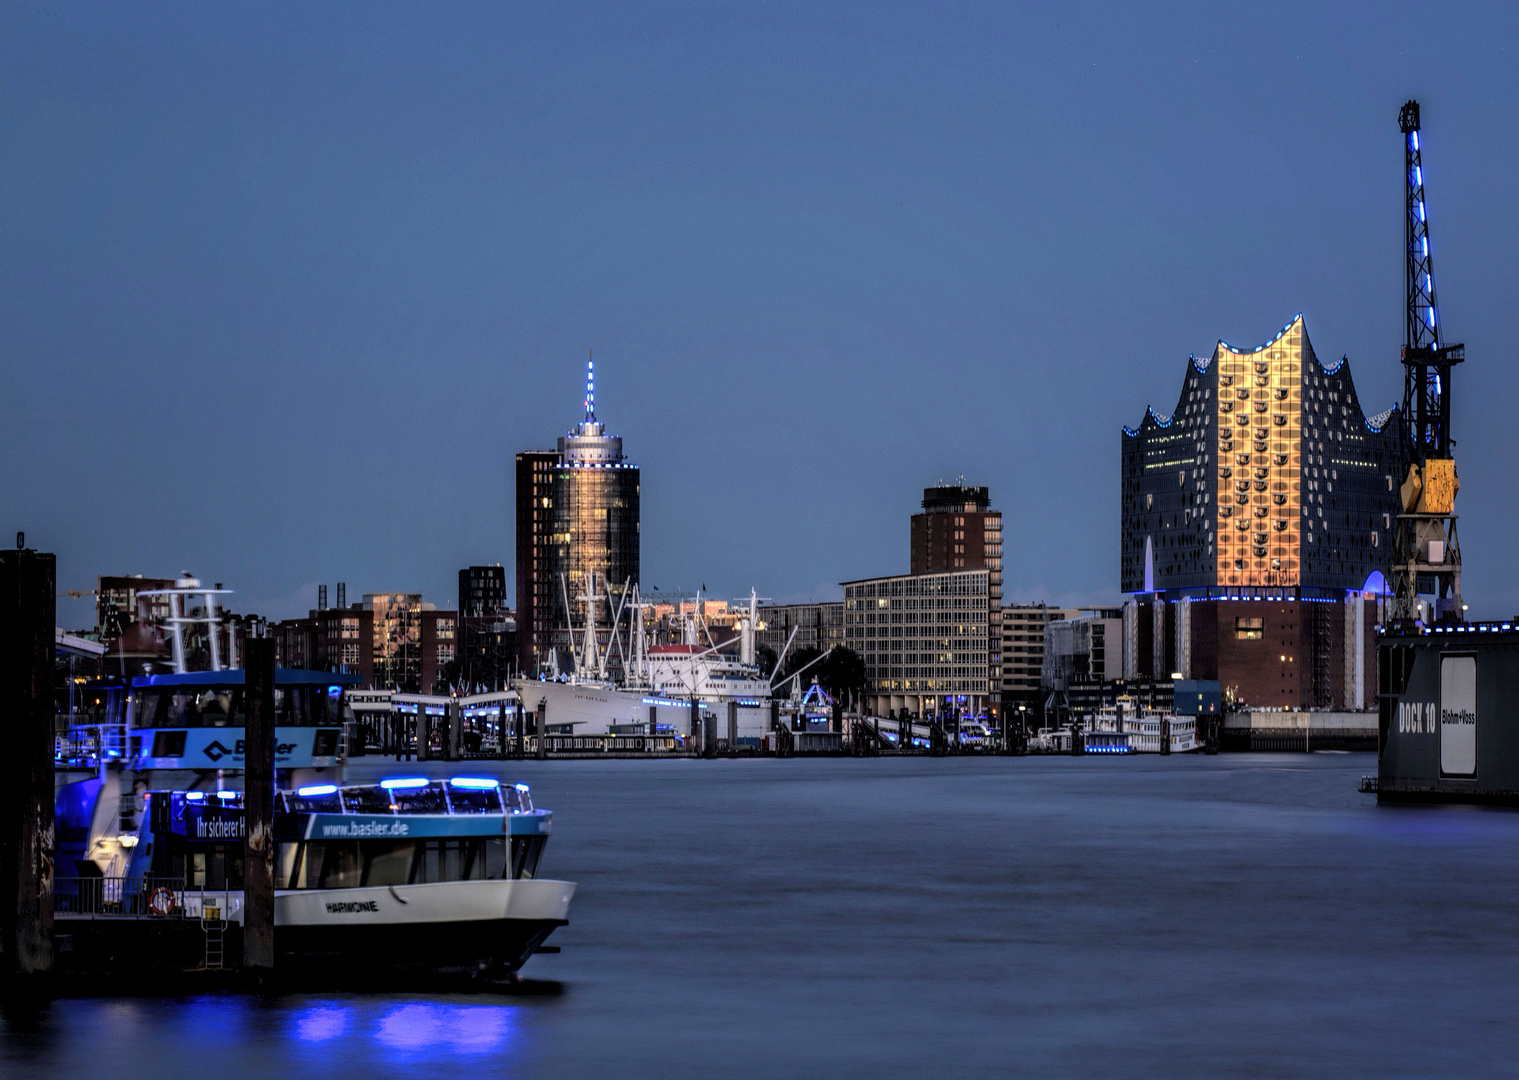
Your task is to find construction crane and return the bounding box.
[1390,99,1465,625]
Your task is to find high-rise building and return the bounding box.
[1120,315,1401,709]
[515,359,640,676]
[909,483,1003,714]
[515,451,559,677]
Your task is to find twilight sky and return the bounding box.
[6,2,1519,626]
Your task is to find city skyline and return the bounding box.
[7,4,1519,625]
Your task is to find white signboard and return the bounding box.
[1440,656,1477,776]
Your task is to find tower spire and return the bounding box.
[585,350,596,422]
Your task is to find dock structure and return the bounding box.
[242,638,276,974]
[0,541,57,984]
[1367,621,1519,804]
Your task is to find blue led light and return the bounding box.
[380,777,430,790]
[515,783,531,792]
[185,791,205,801]
[449,777,499,789]
[297,784,338,797]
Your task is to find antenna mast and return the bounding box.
[1391,100,1464,624]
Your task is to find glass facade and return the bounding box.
[516,366,640,676]
[1122,316,1401,596]
[548,460,640,653]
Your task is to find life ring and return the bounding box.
[147,887,175,916]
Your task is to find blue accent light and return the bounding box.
[515,783,531,793]
[185,791,205,801]
[297,784,338,797]
[448,777,500,789]
[380,777,430,790]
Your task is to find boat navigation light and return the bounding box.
[380,777,430,790]
[448,777,500,789]
[184,791,205,801]
[297,784,338,797]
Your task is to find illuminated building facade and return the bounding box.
[515,360,640,676]
[843,569,991,720]
[909,483,1003,715]
[1120,315,1401,709]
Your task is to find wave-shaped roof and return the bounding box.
[1123,315,1398,437]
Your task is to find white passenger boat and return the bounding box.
[54,777,575,977]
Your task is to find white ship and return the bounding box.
[515,578,781,748]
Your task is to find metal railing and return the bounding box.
[54,723,129,770]
[53,876,241,920]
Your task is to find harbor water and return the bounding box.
[6,753,1519,1078]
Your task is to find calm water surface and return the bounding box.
[5,754,1518,1078]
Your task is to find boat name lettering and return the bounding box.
[325,901,379,914]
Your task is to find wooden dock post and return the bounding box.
[242,637,276,976]
[0,541,56,983]
[727,701,738,756]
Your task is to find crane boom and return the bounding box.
[1391,99,1464,625]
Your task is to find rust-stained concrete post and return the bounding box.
[0,543,56,982]
[242,637,276,975]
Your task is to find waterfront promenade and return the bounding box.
[6,753,1518,1078]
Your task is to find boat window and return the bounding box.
[362,841,416,887]
[282,790,343,814]
[315,842,363,889]
[446,787,504,814]
[136,688,247,728]
[511,835,546,880]
[275,842,302,889]
[341,786,393,814]
[411,841,467,884]
[392,783,449,814]
[503,787,534,813]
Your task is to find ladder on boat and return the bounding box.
[202,900,226,970]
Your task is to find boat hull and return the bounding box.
[55,879,576,978]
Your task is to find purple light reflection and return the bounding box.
[373,1003,517,1056]
[292,1005,350,1042]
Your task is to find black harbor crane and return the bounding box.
[1390,99,1465,626]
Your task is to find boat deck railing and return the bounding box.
[54,876,237,920]
[54,722,129,770]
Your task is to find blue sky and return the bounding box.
[5,2,1518,624]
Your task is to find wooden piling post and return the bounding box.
[242,637,276,976]
[727,701,738,756]
[0,543,56,982]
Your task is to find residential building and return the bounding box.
[272,590,456,692]
[908,482,1003,715]
[1000,603,1079,705]
[842,569,992,720]
[756,601,845,659]
[1041,608,1124,691]
[459,565,508,618]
